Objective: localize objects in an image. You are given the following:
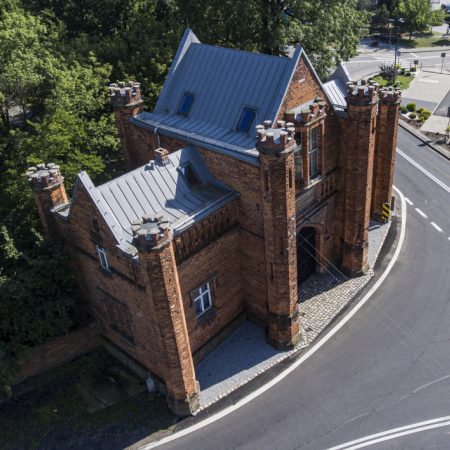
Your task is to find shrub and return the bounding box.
[417,107,426,114]
[401,106,408,113]
[422,111,431,120]
[409,113,417,119]
[401,68,406,74]
[418,117,425,122]
[372,40,379,46]
[406,71,411,76]
[407,103,417,112]
[411,67,416,72]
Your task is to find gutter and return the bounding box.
[130,117,260,166]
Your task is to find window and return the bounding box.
[309,127,319,178]
[193,282,212,317]
[180,164,200,187]
[237,108,256,132]
[294,133,303,183]
[178,93,195,116]
[92,218,100,234]
[97,246,109,270]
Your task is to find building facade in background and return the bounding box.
[27,29,401,415]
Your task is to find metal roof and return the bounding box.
[133,29,302,163]
[323,62,352,108]
[55,145,237,254]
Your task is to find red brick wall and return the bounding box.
[177,226,245,352]
[13,323,101,385]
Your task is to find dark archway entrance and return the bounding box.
[297,227,317,286]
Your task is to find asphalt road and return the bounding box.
[146,128,450,449]
[346,49,450,81]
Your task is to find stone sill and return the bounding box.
[295,174,324,196]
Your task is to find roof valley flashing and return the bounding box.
[52,145,238,257]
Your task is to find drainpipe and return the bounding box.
[154,127,161,148]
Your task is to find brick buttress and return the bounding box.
[257,121,301,350]
[25,163,68,239]
[110,81,144,172]
[372,88,402,222]
[341,81,379,277]
[133,218,200,416]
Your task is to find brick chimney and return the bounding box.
[110,81,144,172]
[25,163,68,239]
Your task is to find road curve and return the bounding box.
[142,127,450,450]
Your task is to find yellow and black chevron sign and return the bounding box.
[382,203,390,220]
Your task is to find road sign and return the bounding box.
[442,53,447,58]
[397,51,401,57]
[414,59,419,65]
[382,203,390,220]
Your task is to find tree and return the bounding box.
[394,0,434,39]
[356,0,373,12]
[430,8,446,33]
[377,0,400,14]
[176,0,369,80]
[372,4,390,27]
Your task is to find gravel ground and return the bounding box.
[195,219,391,410]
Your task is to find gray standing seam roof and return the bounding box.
[133,29,303,162]
[323,62,352,108]
[54,145,237,254]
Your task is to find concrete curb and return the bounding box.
[398,120,450,162]
[358,46,450,54]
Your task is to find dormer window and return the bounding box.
[180,163,200,187]
[237,108,256,132]
[178,93,195,116]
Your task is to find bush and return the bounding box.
[417,107,426,113]
[401,68,406,74]
[418,117,425,122]
[407,103,417,112]
[406,71,411,76]
[411,67,416,72]
[372,40,379,46]
[401,106,408,113]
[409,113,417,119]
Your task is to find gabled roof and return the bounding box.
[323,62,352,108]
[132,29,303,164]
[54,145,237,254]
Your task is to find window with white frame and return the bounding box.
[192,282,212,317]
[309,127,319,178]
[97,246,109,270]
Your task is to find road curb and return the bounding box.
[398,120,450,162]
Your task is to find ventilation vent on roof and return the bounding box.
[178,93,195,116]
[237,108,256,132]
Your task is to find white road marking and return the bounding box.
[431,222,443,232]
[327,416,450,450]
[405,197,413,206]
[139,187,407,449]
[448,237,450,241]
[417,79,440,83]
[416,208,428,218]
[410,53,419,58]
[397,149,450,195]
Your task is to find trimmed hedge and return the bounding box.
[409,113,417,119]
[407,103,417,112]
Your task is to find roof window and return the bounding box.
[178,93,195,116]
[237,108,256,132]
[180,164,200,187]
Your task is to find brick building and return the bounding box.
[26,29,401,415]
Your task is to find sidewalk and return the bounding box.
[194,219,391,412]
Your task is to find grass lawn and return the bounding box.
[398,37,450,48]
[372,75,414,90]
[0,348,175,450]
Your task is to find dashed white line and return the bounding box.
[431,222,443,232]
[415,208,428,218]
[405,197,413,206]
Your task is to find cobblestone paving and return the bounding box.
[194,220,391,412]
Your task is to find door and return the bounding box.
[297,227,317,286]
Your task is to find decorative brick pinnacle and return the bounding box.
[256,121,296,153]
[109,81,142,105]
[380,87,402,103]
[346,80,379,103]
[132,214,171,248]
[25,163,63,189]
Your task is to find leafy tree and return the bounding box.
[372,4,390,27]
[394,0,434,39]
[377,0,399,14]
[176,0,369,80]
[356,0,373,12]
[0,226,81,386]
[430,8,446,32]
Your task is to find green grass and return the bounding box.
[372,75,414,90]
[398,37,450,48]
[0,349,175,450]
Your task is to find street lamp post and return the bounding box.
[393,18,404,85]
